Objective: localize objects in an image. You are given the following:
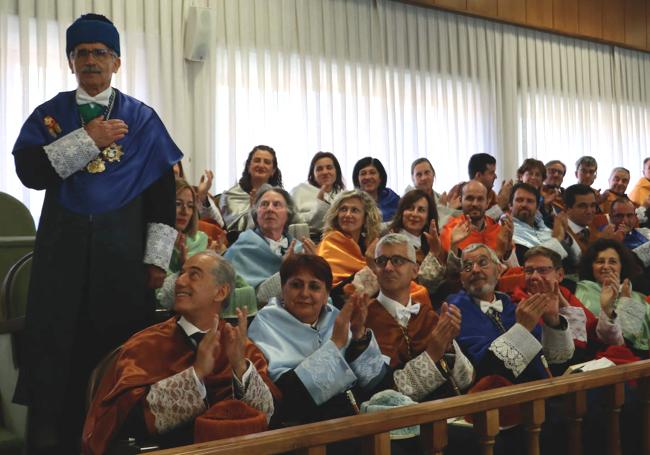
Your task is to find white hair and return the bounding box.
[375,233,417,262]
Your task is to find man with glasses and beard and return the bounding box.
[12,14,181,453]
[447,243,574,383]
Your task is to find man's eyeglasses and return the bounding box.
[547,168,565,176]
[375,255,414,267]
[461,256,492,273]
[70,48,116,60]
[523,266,556,276]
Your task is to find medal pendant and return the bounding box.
[102,143,124,162]
[87,158,106,173]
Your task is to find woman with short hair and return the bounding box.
[352,157,399,222]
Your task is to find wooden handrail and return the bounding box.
[149,360,650,454]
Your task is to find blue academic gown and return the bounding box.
[448,290,548,382]
[249,299,386,425]
[12,89,182,419]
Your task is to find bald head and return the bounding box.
[461,180,488,223]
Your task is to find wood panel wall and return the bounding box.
[399,0,650,52]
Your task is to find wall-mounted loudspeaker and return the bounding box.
[184,6,214,62]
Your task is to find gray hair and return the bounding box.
[375,233,417,262]
[461,243,501,266]
[251,185,297,229]
[609,167,630,178]
[194,251,236,309]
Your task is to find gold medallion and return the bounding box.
[102,143,124,163]
[86,157,106,173]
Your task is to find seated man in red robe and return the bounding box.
[83,252,275,455]
[510,246,624,372]
[364,233,475,401]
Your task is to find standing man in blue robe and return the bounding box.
[11,13,182,454]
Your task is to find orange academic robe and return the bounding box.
[317,230,433,306]
[82,317,274,455]
[440,214,502,253]
[365,297,438,369]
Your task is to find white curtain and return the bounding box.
[2,0,650,222]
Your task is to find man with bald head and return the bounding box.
[600,167,632,213]
[440,180,512,262]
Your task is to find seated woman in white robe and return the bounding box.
[220,145,283,232]
[291,151,345,240]
[223,186,315,303]
[248,254,387,426]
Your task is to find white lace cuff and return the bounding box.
[233,360,274,421]
[294,340,357,405]
[43,128,100,179]
[488,323,541,378]
[156,272,178,309]
[560,306,588,343]
[199,197,225,228]
[417,252,446,293]
[596,310,624,346]
[394,351,446,402]
[486,205,504,220]
[617,297,647,339]
[449,340,475,390]
[636,207,648,224]
[146,367,207,434]
[348,331,386,387]
[633,241,650,267]
[144,223,177,270]
[446,249,462,274]
[541,316,575,363]
[256,272,282,304]
[541,237,569,259]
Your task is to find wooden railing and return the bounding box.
[151,360,650,455]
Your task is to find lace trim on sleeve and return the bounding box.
[256,272,282,305]
[559,306,588,343]
[144,223,178,270]
[485,205,504,220]
[488,323,542,378]
[450,340,474,390]
[595,310,624,346]
[633,241,650,267]
[233,360,274,421]
[541,316,575,363]
[199,197,225,228]
[393,351,446,402]
[156,272,178,310]
[348,331,386,387]
[294,340,357,406]
[417,252,446,293]
[146,367,207,434]
[43,128,100,179]
[617,296,647,339]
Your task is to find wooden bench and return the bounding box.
[148,360,650,455]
